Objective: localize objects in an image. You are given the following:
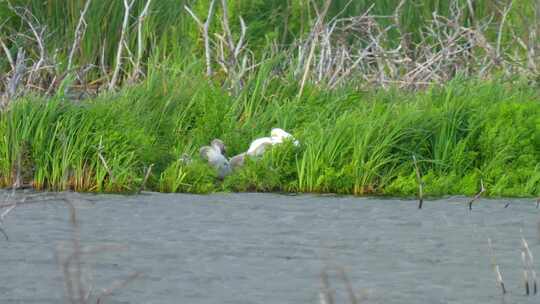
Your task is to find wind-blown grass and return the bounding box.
[0,64,537,197]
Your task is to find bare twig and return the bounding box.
[412,155,424,209]
[132,0,153,82]
[468,179,485,210]
[67,0,93,71]
[185,0,217,77]
[488,238,506,295]
[298,0,332,98]
[319,268,334,304]
[109,0,135,90]
[337,267,357,304]
[521,234,537,295]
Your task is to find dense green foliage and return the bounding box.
[1,64,538,196]
[0,1,539,197]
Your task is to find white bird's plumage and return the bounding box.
[246,128,299,157]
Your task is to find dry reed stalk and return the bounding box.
[337,267,358,304]
[319,268,334,304]
[488,238,506,295]
[97,151,115,185]
[521,235,537,295]
[412,155,424,209]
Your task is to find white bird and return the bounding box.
[246,137,274,156]
[245,128,299,157]
[270,128,299,146]
[200,139,231,179]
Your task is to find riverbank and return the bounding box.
[1,77,538,197]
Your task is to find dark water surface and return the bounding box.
[1,192,539,303]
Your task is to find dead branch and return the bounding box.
[468,179,485,210]
[109,0,135,90]
[3,48,26,106]
[185,0,217,77]
[132,0,153,82]
[412,155,424,209]
[298,0,332,98]
[67,0,93,71]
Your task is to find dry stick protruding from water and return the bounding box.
[67,0,93,71]
[468,179,485,210]
[412,155,424,209]
[536,197,539,209]
[185,0,218,77]
[520,234,538,295]
[319,268,334,304]
[137,164,154,194]
[336,267,358,304]
[109,0,135,90]
[488,238,506,295]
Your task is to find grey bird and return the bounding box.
[200,139,231,179]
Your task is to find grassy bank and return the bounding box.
[0,1,539,197]
[1,69,538,197]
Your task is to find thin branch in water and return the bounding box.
[337,267,357,304]
[412,155,424,209]
[521,234,537,295]
[468,179,485,210]
[319,268,334,304]
[488,238,506,295]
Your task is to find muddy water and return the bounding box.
[0,192,539,303]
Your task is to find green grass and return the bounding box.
[0,1,538,197]
[0,64,538,197]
